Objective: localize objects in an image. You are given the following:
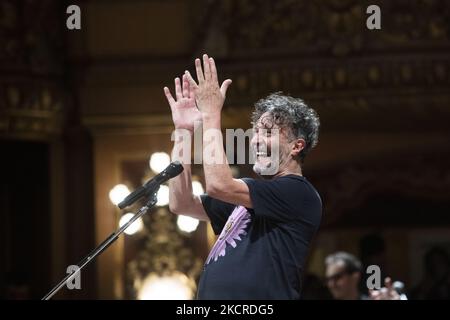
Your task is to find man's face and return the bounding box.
[325,261,360,300]
[250,112,293,177]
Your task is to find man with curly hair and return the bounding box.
[165,54,322,299]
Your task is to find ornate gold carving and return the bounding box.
[222,57,450,118]
[187,0,450,123]
[211,0,450,56]
[126,208,203,299]
[0,0,66,140]
[314,152,450,226]
[1,84,64,139]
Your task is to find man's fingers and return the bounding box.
[175,77,182,100]
[370,290,380,300]
[185,71,198,100]
[189,84,195,100]
[185,71,198,88]
[203,54,211,80]
[384,277,393,289]
[163,87,175,108]
[195,58,204,84]
[182,74,189,98]
[220,79,232,97]
[209,57,218,83]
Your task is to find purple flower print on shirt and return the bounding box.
[206,206,251,264]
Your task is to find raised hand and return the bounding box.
[369,277,402,300]
[164,74,202,132]
[185,54,232,116]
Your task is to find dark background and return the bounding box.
[1,0,449,299]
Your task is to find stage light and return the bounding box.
[156,185,170,207]
[119,213,144,235]
[191,181,204,196]
[138,272,194,300]
[149,152,171,174]
[177,215,199,233]
[109,184,130,205]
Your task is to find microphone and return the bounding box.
[392,281,408,300]
[118,161,184,209]
[392,281,404,293]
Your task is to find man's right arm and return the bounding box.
[169,132,208,221]
[164,75,208,221]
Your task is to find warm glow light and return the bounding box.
[177,215,199,233]
[138,272,194,300]
[109,184,130,205]
[149,152,171,174]
[156,185,170,207]
[191,181,204,196]
[119,213,144,235]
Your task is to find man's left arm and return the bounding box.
[186,54,252,208]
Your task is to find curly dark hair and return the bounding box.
[251,92,320,162]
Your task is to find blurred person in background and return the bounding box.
[410,246,450,300]
[325,251,405,300]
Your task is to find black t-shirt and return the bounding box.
[197,174,322,300]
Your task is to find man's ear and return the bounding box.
[291,138,306,157]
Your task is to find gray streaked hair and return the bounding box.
[251,92,320,162]
[325,252,362,274]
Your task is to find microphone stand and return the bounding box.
[42,190,158,300]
